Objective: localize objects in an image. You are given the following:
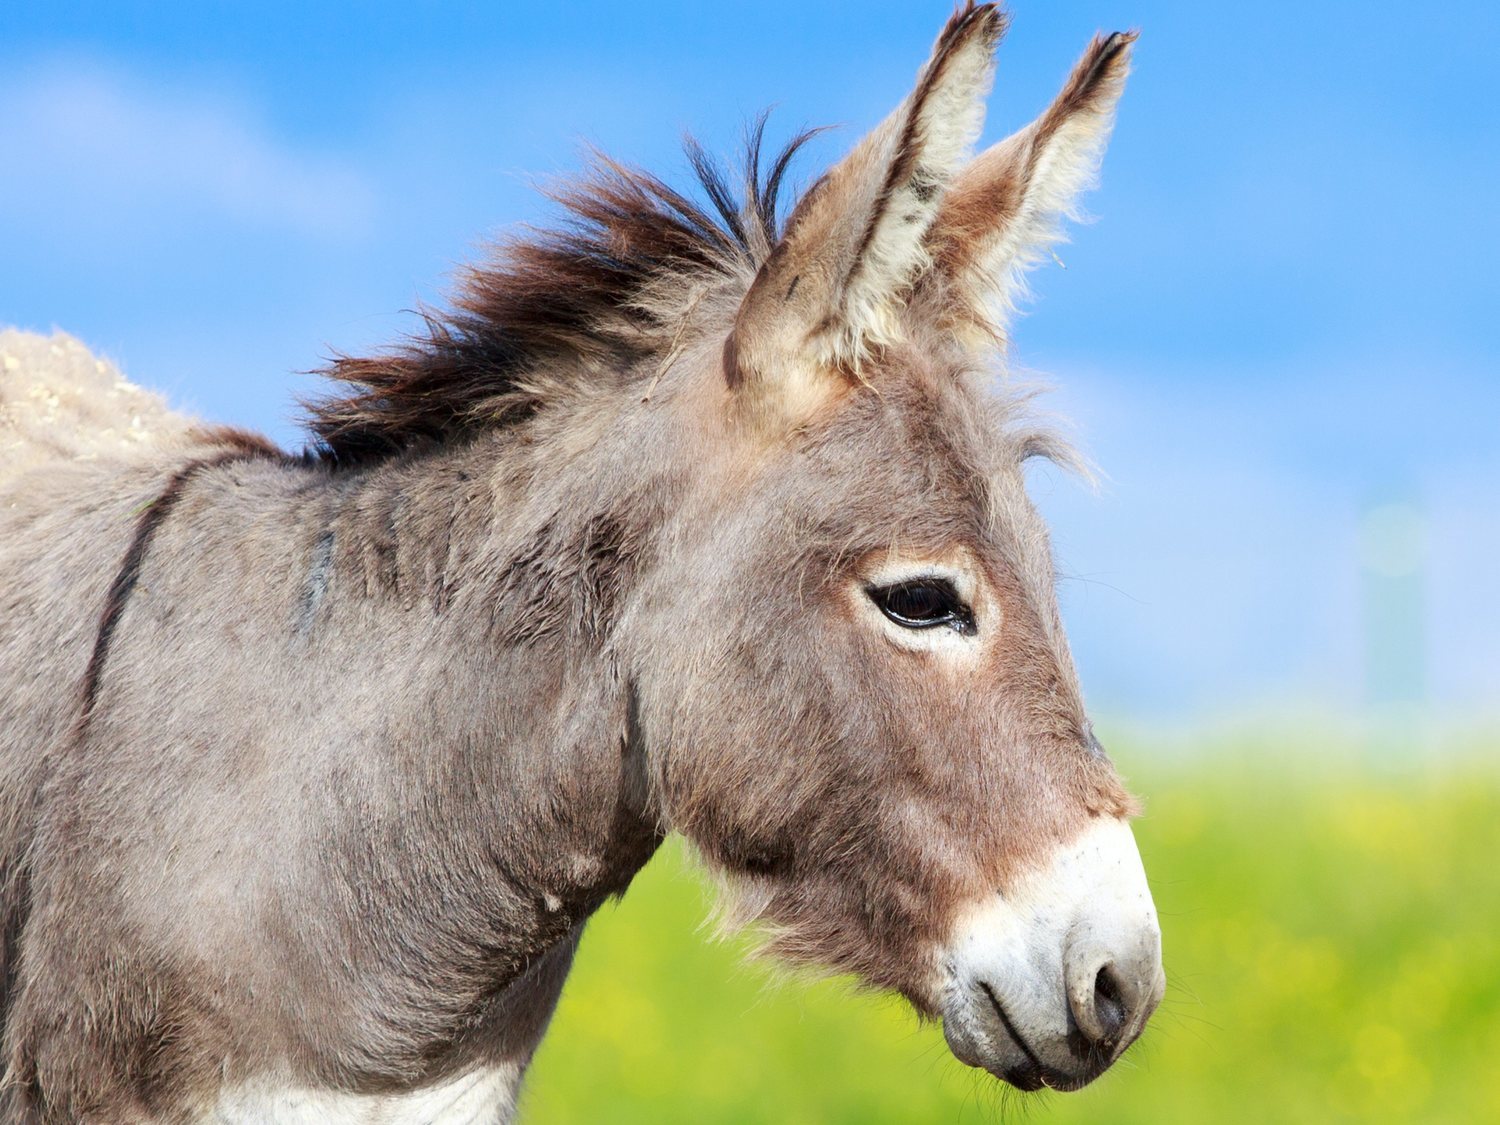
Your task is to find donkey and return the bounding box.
[0,5,1162,1120]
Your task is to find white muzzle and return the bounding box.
[939,816,1164,1090]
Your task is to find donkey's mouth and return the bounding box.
[942,991,1123,1093]
[1002,1063,1088,1094]
[942,965,1160,1092]
[978,983,1050,1081]
[981,981,1127,1091]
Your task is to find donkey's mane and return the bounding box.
[307,123,816,464]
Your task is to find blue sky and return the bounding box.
[3,1,1496,725]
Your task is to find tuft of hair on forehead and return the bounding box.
[304,122,819,465]
[990,381,1094,480]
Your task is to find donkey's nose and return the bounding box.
[1064,933,1164,1052]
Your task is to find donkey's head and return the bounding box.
[634,4,1162,1091]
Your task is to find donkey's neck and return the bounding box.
[185,416,675,1085]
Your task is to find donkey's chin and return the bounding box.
[936,817,1165,1092]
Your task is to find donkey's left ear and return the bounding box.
[924,31,1136,340]
[725,3,1006,426]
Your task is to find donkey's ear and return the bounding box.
[925,31,1135,340]
[725,3,1006,423]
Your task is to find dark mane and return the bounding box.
[306,121,817,464]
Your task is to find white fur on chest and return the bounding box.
[211,1064,521,1124]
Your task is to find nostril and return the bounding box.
[1092,964,1128,1044]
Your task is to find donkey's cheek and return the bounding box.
[935,816,1163,1091]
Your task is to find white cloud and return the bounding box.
[0,58,376,241]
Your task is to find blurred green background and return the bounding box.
[525,736,1500,1124]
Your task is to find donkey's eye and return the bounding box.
[866,578,975,635]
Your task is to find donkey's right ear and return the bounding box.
[723,3,1007,430]
[922,30,1135,344]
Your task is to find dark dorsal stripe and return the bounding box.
[75,450,256,732]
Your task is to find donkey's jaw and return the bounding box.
[937,816,1163,1091]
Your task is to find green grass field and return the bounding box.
[522,737,1500,1123]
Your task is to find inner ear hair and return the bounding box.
[922,29,1136,338]
[722,3,1007,428]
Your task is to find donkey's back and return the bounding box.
[0,330,199,483]
[0,329,198,787]
[0,329,211,764]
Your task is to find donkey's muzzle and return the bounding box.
[938,816,1164,1091]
